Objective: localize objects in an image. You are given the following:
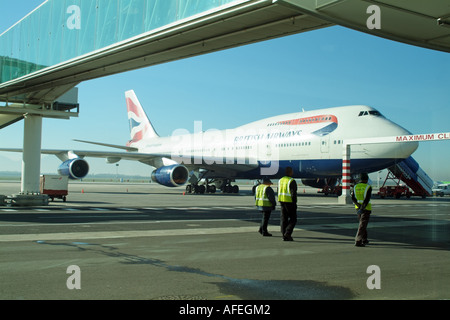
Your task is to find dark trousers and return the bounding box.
[356,210,371,244]
[280,202,297,237]
[259,210,271,233]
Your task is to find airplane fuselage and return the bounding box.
[130,105,418,179]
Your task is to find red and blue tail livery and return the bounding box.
[125,90,159,145]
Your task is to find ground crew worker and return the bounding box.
[255,177,276,236]
[278,167,297,241]
[351,172,372,247]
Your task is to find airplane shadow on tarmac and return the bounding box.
[35,240,356,300]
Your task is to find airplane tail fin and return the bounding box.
[125,90,159,144]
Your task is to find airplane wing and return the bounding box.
[0,147,259,175]
[0,147,159,162]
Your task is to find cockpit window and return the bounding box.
[369,110,382,116]
[358,110,384,117]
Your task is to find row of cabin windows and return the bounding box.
[172,140,345,153]
[188,146,254,152]
[276,142,311,147]
[267,116,334,127]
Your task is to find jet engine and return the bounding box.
[151,164,189,187]
[58,158,89,180]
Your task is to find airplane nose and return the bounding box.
[396,140,419,158]
[387,125,419,158]
[361,120,418,159]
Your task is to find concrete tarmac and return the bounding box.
[0,181,449,300]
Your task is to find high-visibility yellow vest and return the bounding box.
[354,183,372,211]
[255,185,272,207]
[278,176,294,202]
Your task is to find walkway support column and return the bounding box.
[21,114,42,194]
[10,114,49,206]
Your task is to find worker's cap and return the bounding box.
[262,177,273,184]
[360,173,369,181]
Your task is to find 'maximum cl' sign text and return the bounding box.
[396,132,450,142]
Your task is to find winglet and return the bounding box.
[125,90,159,144]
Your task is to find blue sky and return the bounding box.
[1,1,449,181]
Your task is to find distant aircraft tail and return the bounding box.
[125,90,159,144]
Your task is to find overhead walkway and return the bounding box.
[0,0,332,105]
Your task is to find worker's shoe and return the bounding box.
[283,235,293,241]
[258,228,272,236]
[355,241,365,247]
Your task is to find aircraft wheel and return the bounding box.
[223,185,231,193]
[232,185,239,193]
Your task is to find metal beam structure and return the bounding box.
[278,0,450,53]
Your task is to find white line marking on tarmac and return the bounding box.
[0,226,257,242]
[1,219,448,242]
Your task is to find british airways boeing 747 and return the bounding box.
[0,90,418,194]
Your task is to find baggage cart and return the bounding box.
[40,175,69,202]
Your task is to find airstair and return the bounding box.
[380,156,433,198]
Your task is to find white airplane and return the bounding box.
[0,90,418,194]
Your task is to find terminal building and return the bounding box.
[0,0,449,205]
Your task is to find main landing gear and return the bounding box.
[185,179,239,194]
[185,184,216,194]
